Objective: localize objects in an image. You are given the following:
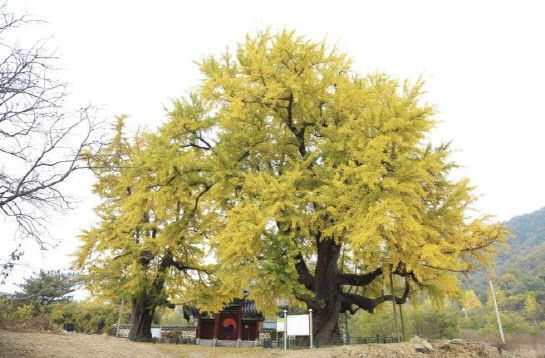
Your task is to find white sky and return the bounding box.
[2,0,545,293]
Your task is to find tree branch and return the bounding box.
[341,278,411,313]
[337,267,383,287]
[294,253,315,291]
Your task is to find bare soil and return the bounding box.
[0,330,522,358]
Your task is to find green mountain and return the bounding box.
[464,206,545,301]
[497,206,545,276]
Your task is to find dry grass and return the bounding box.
[462,329,545,358]
[504,333,545,358]
[0,330,524,358]
[1,331,288,358]
[0,316,62,334]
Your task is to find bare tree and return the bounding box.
[0,4,101,282]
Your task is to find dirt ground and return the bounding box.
[0,330,522,358]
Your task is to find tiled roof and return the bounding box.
[227,299,260,315]
[187,298,264,318]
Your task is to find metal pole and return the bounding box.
[489,280,506,345]
[389,272,401,343]
[309,309,313,349]
[345,312,349,344]
[415,307,419,336]
[283,309,288,351]
[116,299,124,338]
[398,303,406,342]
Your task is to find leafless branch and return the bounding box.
[0,5,103,280]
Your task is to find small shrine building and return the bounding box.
[196,299,264,343]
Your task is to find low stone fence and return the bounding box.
[113,324,130,338]
[160,326,197,343]
[257,328,275,345]
[112,324,197,342]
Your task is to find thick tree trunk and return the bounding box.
[294,237,411,345]
[128,297,156,341]
[313,305,342,345]
[128,250,172,341]
[312,239,343,345]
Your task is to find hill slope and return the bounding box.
[497,206,545,275]
[463,206,545,300]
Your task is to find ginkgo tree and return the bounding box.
[76,100,216,341]
[191,30,508,343]
[78,30,508,344]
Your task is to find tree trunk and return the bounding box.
[128,297,156,341]
[312,239,343,345]
[295,238,404,345]
[128,251,171,341]
[313,306,342,345]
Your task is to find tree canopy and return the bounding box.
[76,110,215,340]
[16,269,79,305]
[77,30,508,342]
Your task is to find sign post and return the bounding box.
[278,310,313,349]
[309,309,313,349]
[116,299,124,338]
[283,309,288,351]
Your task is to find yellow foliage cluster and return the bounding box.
[76,30,508,317]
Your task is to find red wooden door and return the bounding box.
[199,319,214,339]
[241,320,257,341]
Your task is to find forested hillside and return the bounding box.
[464,206,545,308]
[498,206,545,275]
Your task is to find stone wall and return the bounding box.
[112,324,197,341]
[160,326,197,342]
[113,324,130,338]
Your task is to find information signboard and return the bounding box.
[286,314,310,336]
[276,317,285,332]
